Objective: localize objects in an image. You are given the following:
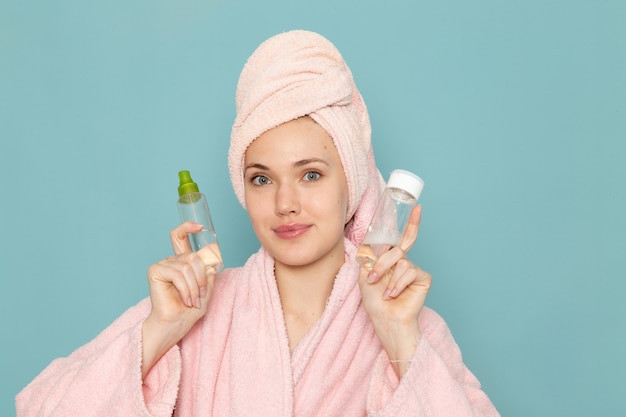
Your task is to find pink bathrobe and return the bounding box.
[16,240,499,417]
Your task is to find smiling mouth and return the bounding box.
[273,224,311,239]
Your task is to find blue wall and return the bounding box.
[1,1,624,415]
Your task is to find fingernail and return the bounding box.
[186,297,193,307]
[383,288,392,299]
[367,271,378,283]
[195,297,202,309]
[200,286,207,297]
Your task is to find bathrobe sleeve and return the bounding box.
[15,298,182,417]
[366,307,500,417]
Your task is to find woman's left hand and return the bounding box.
[358,205,432,376]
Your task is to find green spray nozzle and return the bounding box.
[178,170,200,196]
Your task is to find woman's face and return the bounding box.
[243,117,349,269]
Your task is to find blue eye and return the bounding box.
[251,175,271,185]
[303,171,321,181]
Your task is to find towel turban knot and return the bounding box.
[229,30,384,245]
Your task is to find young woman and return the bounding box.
[17,30,499,416]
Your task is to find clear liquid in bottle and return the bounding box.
[177,171,223,273]
[356,169,424,269]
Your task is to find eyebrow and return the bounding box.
[293,158,330,168]
[244,163,270,172]
[244,158,330,172]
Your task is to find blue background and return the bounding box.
[1,1,625,416]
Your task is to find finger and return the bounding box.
[149,261,194,307]
[152,255,204,308]
[365,206,422,285]
[386,264,432,300]
[382,259,419,299]
[365,246,405,284]
[196,243,223,275]
[172,254,206,308]
[170,222,203,255]
[188,253,209,299]
[399,205,422,253]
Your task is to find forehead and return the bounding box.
[244,117,341,165]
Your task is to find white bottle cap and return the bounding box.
[386,169,424,200]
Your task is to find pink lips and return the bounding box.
[273,223,311,239]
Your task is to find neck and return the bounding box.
[274,251,344,314]
[273,242,346,352]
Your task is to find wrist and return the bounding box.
[141,316,184,378]
[372,320,421,377]
[373,317,420,347]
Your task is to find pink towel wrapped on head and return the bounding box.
[16,30,500,417]
[229,29,385,246]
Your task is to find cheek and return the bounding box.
[243,184,253,208]
[323,183,349,225]
[247,207,270,244]
[338,182,349,221]
[244,190,266,227]
[244,185,266,211]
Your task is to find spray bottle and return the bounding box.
[177,170,223,274]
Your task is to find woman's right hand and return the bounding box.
[141,222,216,377]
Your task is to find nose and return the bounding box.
[274,182,300,216]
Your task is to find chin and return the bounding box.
[272,253,318,268]
[264,245,320,267]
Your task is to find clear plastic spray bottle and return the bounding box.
[356,169,424,269]
[177,170,223,274]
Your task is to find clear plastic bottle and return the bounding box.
[356,169,424,269]
[177,170,223,274]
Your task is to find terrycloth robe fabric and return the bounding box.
[17,29,499,416]
[16,240,499,417]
